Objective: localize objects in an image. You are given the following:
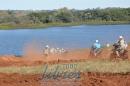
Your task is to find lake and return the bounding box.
[0,25,130,55]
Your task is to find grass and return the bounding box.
[0,59,130,74]
[0,22,83,30]
[0,21,129,30]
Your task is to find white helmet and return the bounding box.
[119,36,123,39]
[57,48,59,50]
[96,40,99,43]
[45,45,49,48]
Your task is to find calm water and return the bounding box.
[0,25,130,55]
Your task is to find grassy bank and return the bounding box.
[0,59,130,74]
[0,21,129,30]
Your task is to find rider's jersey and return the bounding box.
[118,39,127,49]
[93,43,101,49]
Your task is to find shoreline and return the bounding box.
[0,21,129,30]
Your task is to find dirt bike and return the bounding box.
[110,43,128,60]
[89,46,102,58]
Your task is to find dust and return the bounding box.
[23,41,44,61]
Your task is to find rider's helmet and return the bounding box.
[96,40,99,43]
[119,36,123,39]
[45,45,49,48]
[57,48,59,49]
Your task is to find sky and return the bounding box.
[0,0,130,10]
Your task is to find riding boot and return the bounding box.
[116,51,120,57]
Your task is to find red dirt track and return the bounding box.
[0,73,130,86]
[0,46,130,67]
[0,48,90,67]
[0,46,130,86]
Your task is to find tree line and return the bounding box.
[0,7,130,25]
